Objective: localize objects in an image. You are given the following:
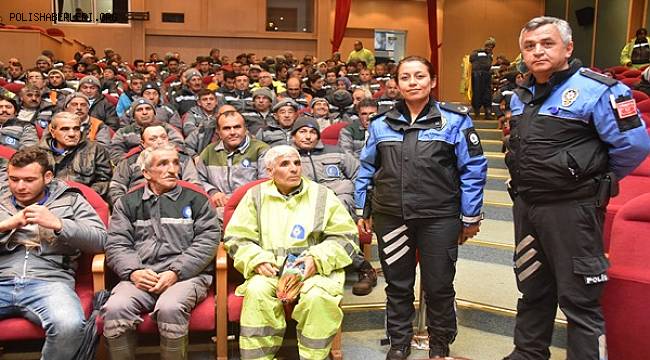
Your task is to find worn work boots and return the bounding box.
[160,335,189,360]
[352,260,378,296]
[105,331,137,360]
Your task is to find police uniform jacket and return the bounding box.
[469,48,493,72]
[0,117,38,150]
[355,99,488,221]
[506,59,650,202]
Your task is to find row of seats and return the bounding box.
[0,25,66,37]
[0,145,343,359]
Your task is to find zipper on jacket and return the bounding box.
[227,155,234,193]
[308,151,319,182]
[22,248,29,278]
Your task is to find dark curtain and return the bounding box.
[331,0,352,53]
[427,0,439,98]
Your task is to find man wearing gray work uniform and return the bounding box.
[102,144,219,359]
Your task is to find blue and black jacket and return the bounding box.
[355,99,488,222]
[506,59,650,202]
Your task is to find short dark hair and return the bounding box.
[356,98,378,112]
[134,59,145,67]
[0,93,18,111]
[197,88,216,99]
[9,146,53,174]
[223,71,237,81]
[396,55,436,79]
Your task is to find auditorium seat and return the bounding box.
[620,77,640,88]
[636,99,650,113]
[607,65,629,75]
[602,193,650,360]
[45,28,65,37]
[0,181,106,350]
[604,162,650,251]
[2,82,24,95]
[620,69,642,78]
[321,121,350,145]
[94,180,217,359]
[17,25,47,34]
[632,90,649,102]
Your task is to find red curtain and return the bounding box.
[427,0,439,98]
[331,0,352,53]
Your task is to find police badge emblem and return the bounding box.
[561,89,579,107]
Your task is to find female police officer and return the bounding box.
[355,56,488,360]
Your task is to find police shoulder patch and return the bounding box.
[462,127,484,157]
[579,69,617,87]
[439,102,471,115]
[370,109,390,121]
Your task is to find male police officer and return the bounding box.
[504,17,650,360]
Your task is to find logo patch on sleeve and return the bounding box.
[463,127,484,157]
[182,205,193,219]
[616,98,637,119]
[325,164,341,178]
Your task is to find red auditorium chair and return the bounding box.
[602,193,650,360]
[589,66,602,73]
[45,28,65,37]
[216,178,344,360]
[203,75,214,86]
[103,93,118,106]
[620,69,642,78]
[94,180,217,358]
[17,25,47,34]
[0,181,107,356]
[636,99,650,113]
[620,77,640,88]
[0,145,16,159]
[2,82,24,95]
[607,65,629,75]
[632,90,649,102]
[0,79,7,87]
[321,121,350,145]
[604,156,650,251]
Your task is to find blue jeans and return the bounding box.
[0,277,85,360]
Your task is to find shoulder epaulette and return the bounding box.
[438,102,471,115]
[370,109,390,121]
[579,69,617,87]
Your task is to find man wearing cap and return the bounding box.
[308,97,346,131]
[35,55,53,75]
[182,89,221,137]
[470,37,497,119]
[291,117,378,295]
[45,69,75,109]
[278,77,311,110]
[109,125,200,205]
[110,98,184,163]
[241,88,275,135]
[0,93,38,150]
[196,110,268,217]
[116,73,145,120]
[78,75,120,131]
[248,64,263,83]
[140,81,182,129]
[38,111,112,199]
[255,99,300,147]
[223,73,253,112]
[172,69,204,117]
[16,84,55,128]
[64,92,112,147]
[327,89,356,119]
[340,98,378,158]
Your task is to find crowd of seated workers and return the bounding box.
[0,45,402,359]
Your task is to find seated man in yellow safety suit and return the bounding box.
[224,144,359,360]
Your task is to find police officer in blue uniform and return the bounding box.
[355,56,488,360]
[503,17,650,360]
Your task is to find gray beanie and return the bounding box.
[64,92,90,108]
[78,75,100,89]
[272,99,299,112]
[291,116,321,138]
[253,88,276,103]
[130,97,156,115]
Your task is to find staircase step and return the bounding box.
[481,139,504,153]
[484,204,513,222]
[484,189,512,207]
[473,119,500,129]
[488,168,510,180]
[486,152,507,169]
[476,128,504,141]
